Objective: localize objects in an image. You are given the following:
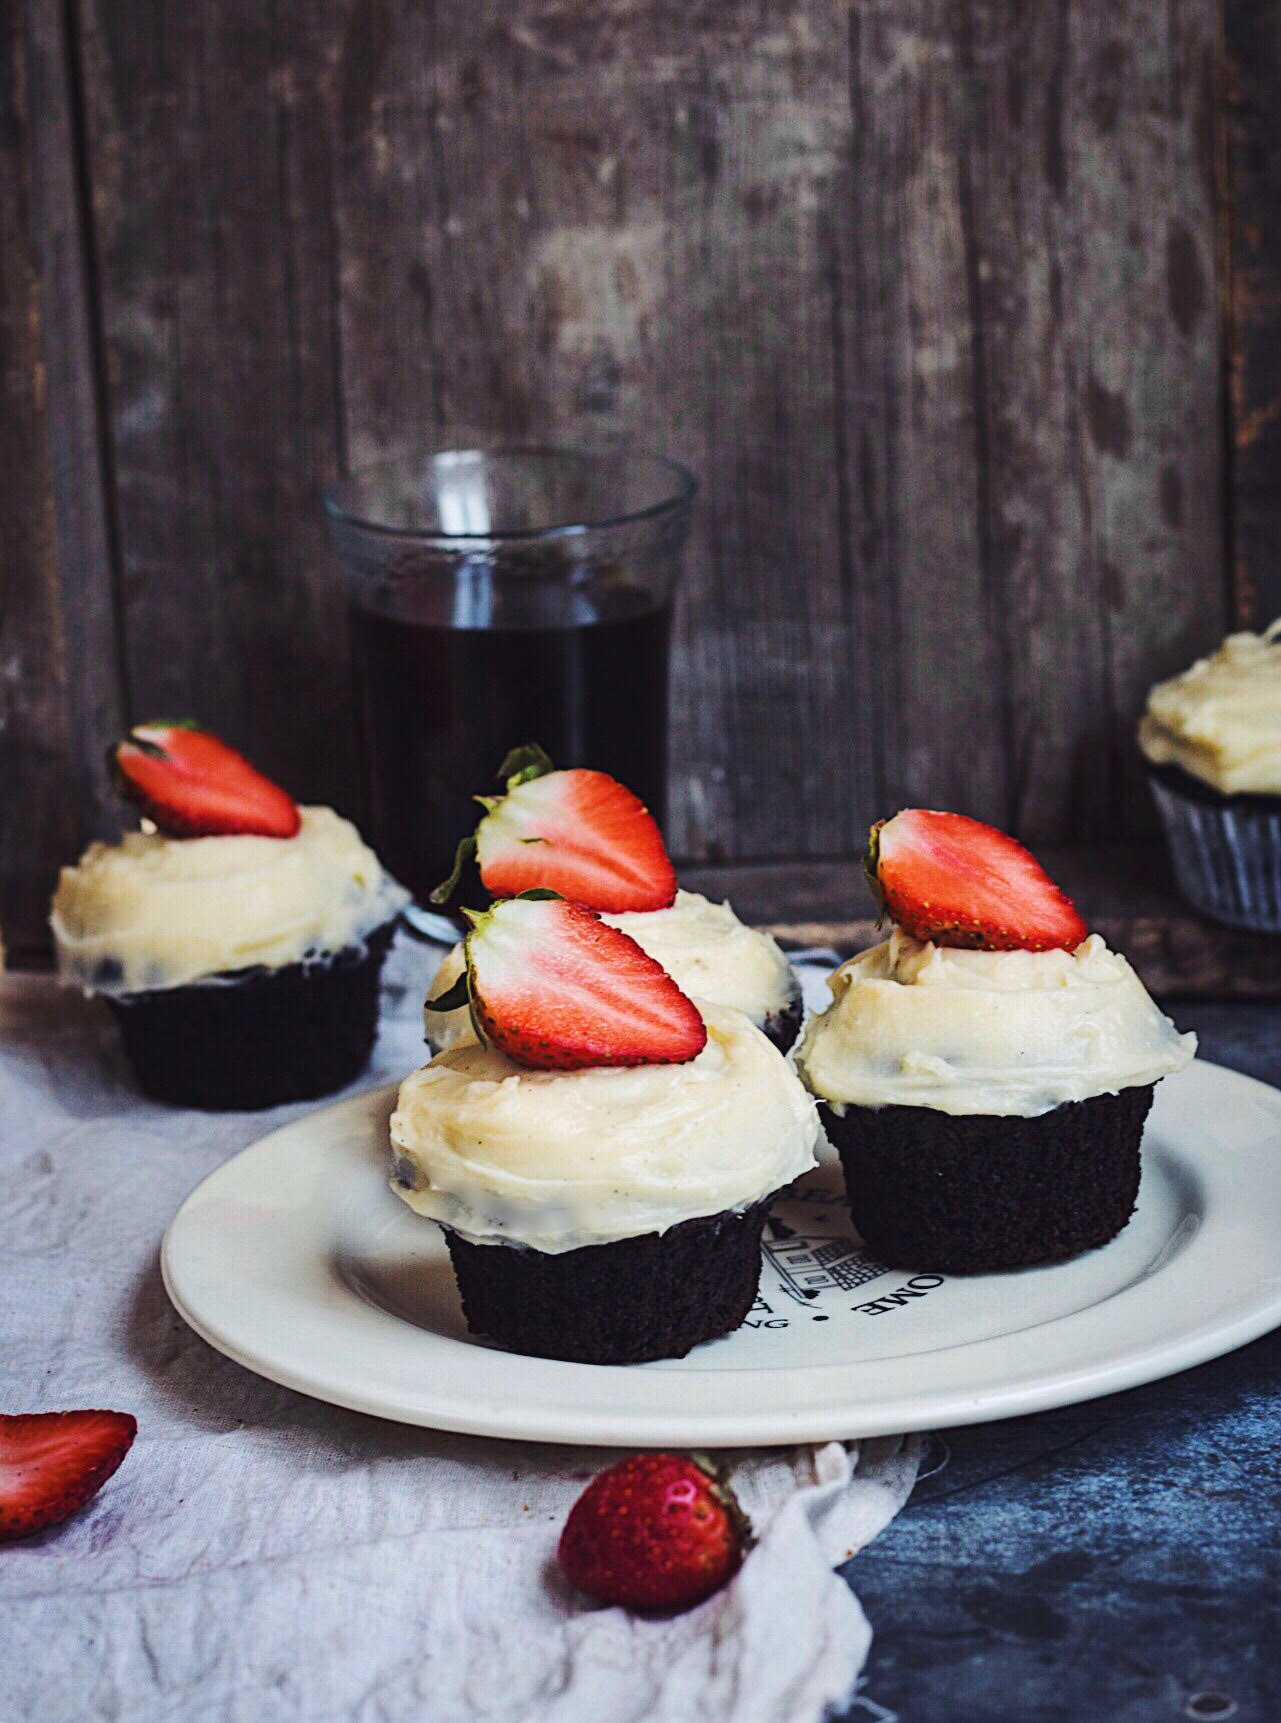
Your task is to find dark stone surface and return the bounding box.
[839,1002,1281,1723]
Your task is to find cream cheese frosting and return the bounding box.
[390,1003,823,1252]
[424,889,798,1051]
[795,930,1195,1118]
[1138,620,1281,795]
[51,805,410,994]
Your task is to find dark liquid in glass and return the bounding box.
[350,587,672,904]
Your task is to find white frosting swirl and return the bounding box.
[1138,620,1281,795]
[795,931,1195,1118]
[390,1004,823,1252]
[425,890,797,1051]
[51,806,410,994]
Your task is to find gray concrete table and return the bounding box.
[843,1004,1281,1723]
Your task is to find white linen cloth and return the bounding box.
[0,939,919,1723]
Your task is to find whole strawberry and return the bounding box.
[558,1452,750,1612]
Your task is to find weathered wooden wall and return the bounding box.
[1223,0,1281,627]
[1,0,1274,955]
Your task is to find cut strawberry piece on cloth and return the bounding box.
[432,744,676,913]
[0,1410,137,1544]
[430,893,706,1070]
[111,722,301,839]
[866,808,1088,951]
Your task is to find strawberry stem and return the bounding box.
[689,1453,755,1551]
[498,742,555,789]
[863,820,888,925]
[426,974,470,1013]
[429,834,477,905]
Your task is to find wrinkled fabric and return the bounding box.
[0,940,918,1723]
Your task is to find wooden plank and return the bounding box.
[0,0,76,959]
[23,0,124,843]
[683,846,1281,999]
[1222,0,1281,626]
[836,0,1224,844]
[76,0,357,812]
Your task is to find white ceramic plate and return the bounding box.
[162,1061,1281,1447]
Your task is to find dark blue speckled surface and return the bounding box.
[839,1002,1281,1723]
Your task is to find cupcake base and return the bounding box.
[1147,763,1281,933]
[824,1085,1154,1274]
[762,991,804,1054]
[444,1197,775,1364]
[107,922,397,1110]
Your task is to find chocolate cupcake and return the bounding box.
[1138,621,1281,932]
[795,811,1196,1274]
[51,725,409,1109]
[426,890,801,1056]
[392,1007,820,1362]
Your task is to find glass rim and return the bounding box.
[322,443,698,545]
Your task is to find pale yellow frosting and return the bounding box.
[425,890,797,1051]
[1138,620,1281,794]
[390,1004,823,1252]
[795,930,1195,1118]
[51,806,409,993]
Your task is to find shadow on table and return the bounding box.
[124,1249,607,1484]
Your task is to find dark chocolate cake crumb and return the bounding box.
[445,1197,777,1364]
[761,990,804,1054]
[107,921,397,1111]
[824,1085,1155,1274]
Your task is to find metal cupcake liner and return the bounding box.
[1149,776,1281,933]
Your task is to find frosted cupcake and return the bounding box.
[394,895,822,1362]
[1138,621,1281,931]
[51,723,408,1109]
[796,811,1195,1273]
[429,744,801,1049]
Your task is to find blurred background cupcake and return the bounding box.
[1138,622,1281,933]
[51,724,409,1110]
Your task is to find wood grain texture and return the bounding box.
[22,0,124,849]
[1222,0,1281,626]
[0,0,74,956]
[76,0,357,811]
[0,0,119,960]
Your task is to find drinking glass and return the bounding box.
[324,445,696,911]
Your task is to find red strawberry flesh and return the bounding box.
[475,767,677,912]
[558,1452,746,1612]
[869,809,1087,951]
[113,723,301,839]
[0,1410,137,1543]
[464,896,706,1070]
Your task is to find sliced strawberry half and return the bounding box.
[0,1410,137,1543]
[866,809,1088,951]
[431,744,676,913]
[111,721,301,839]
[430,893,707,1070]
